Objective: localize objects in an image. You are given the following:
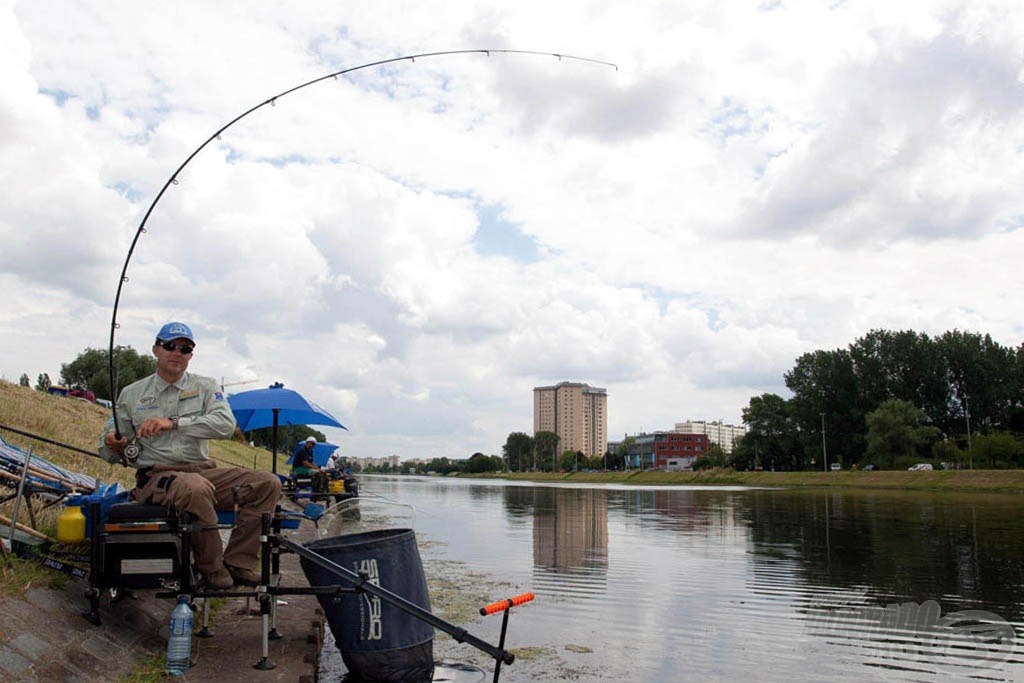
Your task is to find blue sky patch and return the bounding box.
[110,181,145,202]
[39,88,71,106]
[472,204,540,263]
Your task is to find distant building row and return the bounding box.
[608,421,747,470]
[532,380,746,469]
[350,454,401,470]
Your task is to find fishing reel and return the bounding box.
[123,440,141,465]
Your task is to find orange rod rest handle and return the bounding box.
[480,592,535,616]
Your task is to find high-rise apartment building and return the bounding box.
[533,381,608,458]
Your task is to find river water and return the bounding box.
[315,476,1024,682]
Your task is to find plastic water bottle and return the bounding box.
[166,596,193,675]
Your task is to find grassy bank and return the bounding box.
[465,467,1024,493]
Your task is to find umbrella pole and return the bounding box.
[271,409,279,475]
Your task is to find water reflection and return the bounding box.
[333,478,1024,681]
[503,487,608,572]
[738,489,1024,616]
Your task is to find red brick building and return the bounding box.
[654,432,709,468]
[614,431,712,470]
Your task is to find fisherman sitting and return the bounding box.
[292,436,327,492]
[99,321,281,589]
[292,436,319,475]
[326,449,344,471]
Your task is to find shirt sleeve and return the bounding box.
[177,380,237,439]
[97,416,122,464]
[97,389,136,463]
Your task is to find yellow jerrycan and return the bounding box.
[57,496,86,543]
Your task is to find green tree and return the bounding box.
[740,393,805,470]
[936,330,1019,437]
[849,329,948,429]
[533,431,560,472]
[786,348,865,467]
[706,443,727,464]
[865,399,941,468]
[931,439,966,470]
[1009,406,1024,436]
[61,346,156,401]
[18,373,30,387]
[730,436,756,471]
[971,432,1023,468]
[693,446,729,470]
[35,373,52,392]
[750,327,1024,469]
[609,437,633,470]
[465,452,500,473]
[503,432,535,472]
[558,450,584,472]
[421,457,463,475]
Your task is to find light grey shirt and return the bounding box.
[98,372,236,468]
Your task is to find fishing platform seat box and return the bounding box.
[293,473,330,494]
[91,501,183,590]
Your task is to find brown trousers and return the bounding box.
[132,461,282,574]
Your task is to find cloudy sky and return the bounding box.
[2,1,1022,461]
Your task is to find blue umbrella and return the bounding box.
[286,441,339,468]
[228,382,346,474]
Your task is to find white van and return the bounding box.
[908,463,933,471]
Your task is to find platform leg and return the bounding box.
[268,595,283,640]
[196,597,213,638]
[82,588,102,626]
[253,595,276,670]
[83,501,103,626]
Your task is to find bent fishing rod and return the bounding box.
[106,48,617,437]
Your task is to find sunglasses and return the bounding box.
[158,340,194,355]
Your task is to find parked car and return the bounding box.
[830,463,841,471]
[908,463,933,471]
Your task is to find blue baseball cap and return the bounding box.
[156,322,195,343]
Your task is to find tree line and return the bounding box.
[21,346,158,398]
[733,329,1024,470]
[359,453,505,475]
[500,431,624,472]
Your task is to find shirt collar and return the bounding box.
[154,371,189,391]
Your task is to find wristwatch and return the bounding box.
[169,416,179,430]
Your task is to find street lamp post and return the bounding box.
[821,413,828,472]
[965,396,973,470]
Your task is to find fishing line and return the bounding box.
[358,488,430,517]
[106,48,617,437]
